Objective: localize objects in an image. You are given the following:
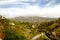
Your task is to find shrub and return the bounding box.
[4,28,28,40]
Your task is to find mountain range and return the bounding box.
[11,16,57,22]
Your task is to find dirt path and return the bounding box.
[31,32,45,40]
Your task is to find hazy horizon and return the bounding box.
[0,0,60,18]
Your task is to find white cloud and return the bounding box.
[45,0,60,7]
[19,0,29,1]
[31,0,36,2]
[42,0,49,1]
[0,0,17,5]
[0,4,60,18]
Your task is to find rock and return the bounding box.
[9,22,15,25]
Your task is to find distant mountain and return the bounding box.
[11,16,57,22]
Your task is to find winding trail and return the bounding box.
[31,32,45,40]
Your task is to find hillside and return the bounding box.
[12,16,57,22]
[0,16,60,40]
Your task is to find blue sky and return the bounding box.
[0,0,60,18]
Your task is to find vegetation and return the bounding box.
[0,16,60,40]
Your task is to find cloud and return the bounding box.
[0,5,40,18]
[0,0,60,8]
[0,0,17,5]
[0,0,7,1]
[45,0,60,7]
[0,4,60,18]
[0,0,60,18]
[18,0,30,2]
[0,4,26,8]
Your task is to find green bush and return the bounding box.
[4,28,28,40]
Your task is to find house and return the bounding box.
[32,25,35,28]
[32,24,38,28]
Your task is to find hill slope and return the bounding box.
[0,16,60,40]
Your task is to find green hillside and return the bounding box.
[0,16,60,40]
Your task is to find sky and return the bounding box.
[0,0,60,18]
